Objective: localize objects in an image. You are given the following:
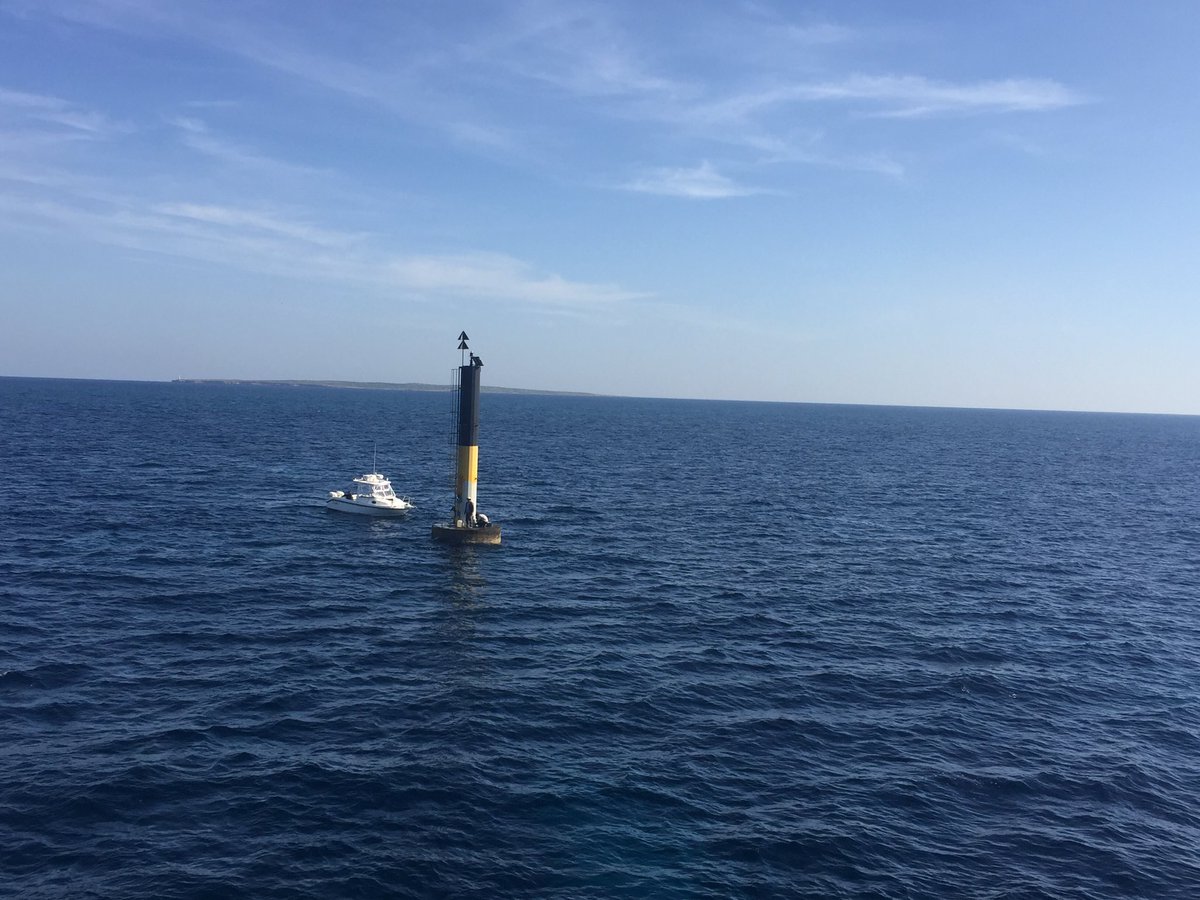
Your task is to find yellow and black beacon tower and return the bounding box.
[431,332,502,545]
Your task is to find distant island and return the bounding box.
[171,378,598,397]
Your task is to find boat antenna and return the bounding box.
[373,441,377,474]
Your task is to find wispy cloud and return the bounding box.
[5,2,1091,197]
[0,86,121,137]
[734,3,857,47]
[984,130,1050,158]
[487,3,686,100]
[844,153,905,178]
[623,161,763,199]
[168,116,324,176]
[385,252,645,304]
[691,74,1084,129]
[778,21,857,46]
[453,8,1085,183]
[793,74,1087,118]
[0,181,642,307]
[154,202,364,249]
[446,120,521,154]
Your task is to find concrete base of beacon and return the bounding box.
[431,523,502,545]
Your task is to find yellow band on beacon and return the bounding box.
[457,445,479,484]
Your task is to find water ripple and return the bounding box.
[2,381,1200,897]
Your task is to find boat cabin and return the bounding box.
[346,474,396,500]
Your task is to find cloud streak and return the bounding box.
[679,74,1084,139]
[0,86,121,138]
[386,252,645,304]
[484,3,687,100]
[154,202,363,249]
[0,174,642,307]
[623,161,763,199]
[791,74,1086,118]
[7,2,1090,190]
[168,117,326,177]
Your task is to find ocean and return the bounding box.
[2,376,1199,898]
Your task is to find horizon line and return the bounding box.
[1,373,1196,418]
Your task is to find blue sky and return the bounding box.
[1,1,1197,412]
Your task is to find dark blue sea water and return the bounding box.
[2,377,1200,898]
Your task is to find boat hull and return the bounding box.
[325,497,412,517]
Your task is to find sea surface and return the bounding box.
[2,376,1199,899]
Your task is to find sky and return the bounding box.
[1,1,1198,412]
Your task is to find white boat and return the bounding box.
[326,472,413,516]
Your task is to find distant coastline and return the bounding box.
[170,378,598,397]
